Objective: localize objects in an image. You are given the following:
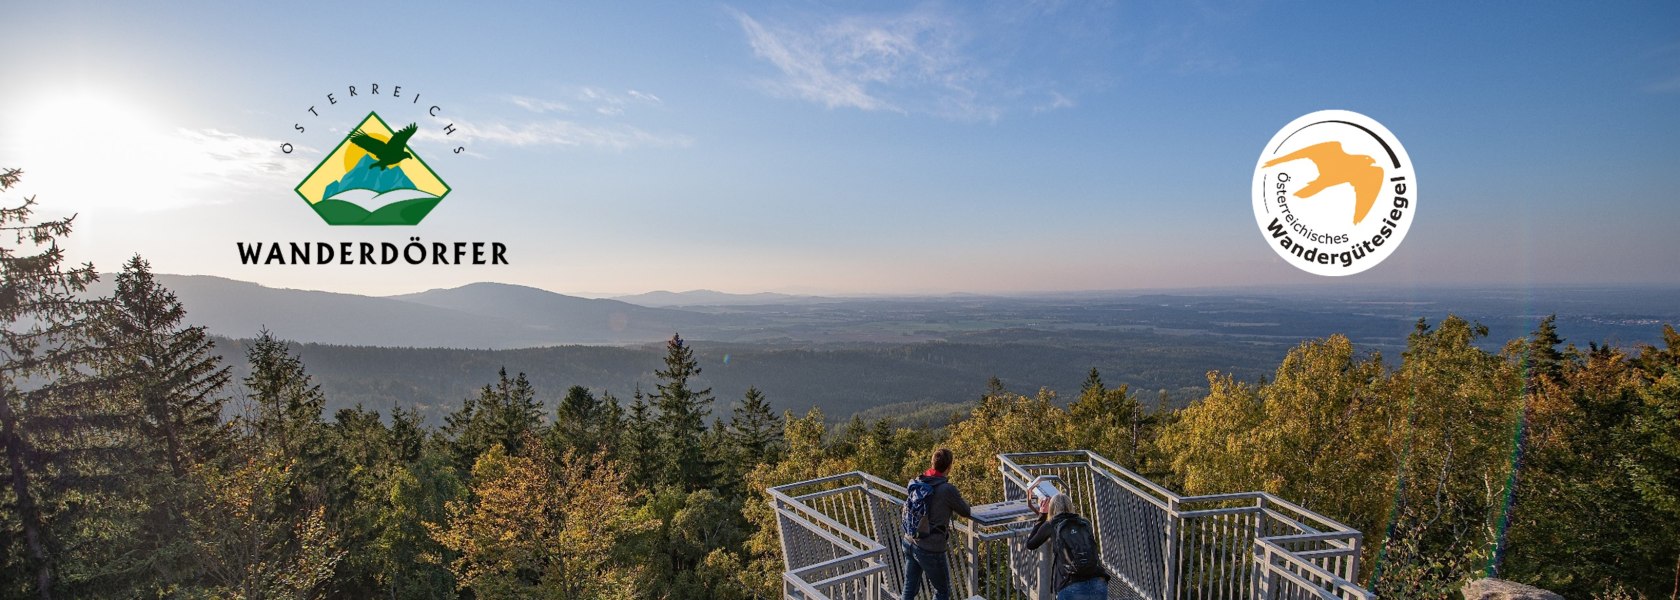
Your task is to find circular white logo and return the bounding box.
[1252,110,1416,276]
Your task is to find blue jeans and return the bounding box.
[901,541,952,600]
[1058,577,1108,600]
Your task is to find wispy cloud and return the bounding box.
[416,119,691,151]
[510,96,571,113]
[733,6,1019,120]
[1034,91,1076,113]
[511,87,665,117]
[415,89,689,152]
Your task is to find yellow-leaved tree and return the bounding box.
[740,408,855,599]
[941,385,1071,505]
[431,443,651,600]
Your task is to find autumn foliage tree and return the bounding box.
[432,442,650,599]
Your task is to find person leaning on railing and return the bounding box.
[901,448,972,600]
[1024,493,1111,600]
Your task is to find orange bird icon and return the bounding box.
[1263,141,1384,225]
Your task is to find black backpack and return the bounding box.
[1055,515,1103,581]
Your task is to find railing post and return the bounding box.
[1163,497,1180,600]
[1035,542,1053,600]
[1252,496,1267,600]
[1258,545,1276,600]
[1346,534,1362,586]
[965,518,980,595]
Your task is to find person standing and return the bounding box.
[1025,492,1111,600]
[900,448,971,600]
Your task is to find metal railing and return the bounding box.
[767,470,1040,599]
[772,450,1375,600]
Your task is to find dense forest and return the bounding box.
[201,329,1250,430]
[4,167,1678,599]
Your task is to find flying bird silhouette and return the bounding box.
[348,123,418,170]
[1263,141,1384,225]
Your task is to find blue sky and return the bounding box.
[1,1,1676,295]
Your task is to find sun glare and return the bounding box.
[6,88,191,211]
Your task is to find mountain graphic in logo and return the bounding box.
[294,112,450,225]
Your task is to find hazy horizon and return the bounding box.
[126,271,1680,302]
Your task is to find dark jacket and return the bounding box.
[1026,512,1110,592]
[907,474,972,553]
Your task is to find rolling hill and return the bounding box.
[390,282,711,343]
[83,275,707,348]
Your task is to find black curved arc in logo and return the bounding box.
[1274,120,1401,168]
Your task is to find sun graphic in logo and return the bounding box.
[294,112,450,225]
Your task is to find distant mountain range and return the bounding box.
[82,275,1680,356]
[83,276,708,348]
[392,283,708,344]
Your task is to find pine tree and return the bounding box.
[242,329,326,456]
[0,167,113,599]
[490,369,542,452]
[92,255,233,592]
[443,368,543,468]
[98,255,232,476]
[320,405,398,597]
[388,404,425,464]
[832,415,869,459]
[726,387,783,477]
[1080,367,1104,397]
[702,418,737,496]
[652,334,715,491]
[621,386,660,491]
[1525,315,1567,386]
[854,417,902,478]
[551,385,623,458]
[1068,369,1146,467]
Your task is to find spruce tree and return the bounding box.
[1525,314,1567,386]
[551,385,622,458]
[92,255,232,592]
[98,255,231,477]
[651,334,715,491]
[0,167,111,599]
[1080,367,1104,397]
[487,368,542,455]
[388,404,425,464]
[726,387,783,474]
[242,329,325,456]
[621,386,660,491]
[443,367,542,468]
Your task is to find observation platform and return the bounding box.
[769,450,1375,600]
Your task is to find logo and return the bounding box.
[295,111,450,226]
[241,83,506,266]
[1252,110,1416,276]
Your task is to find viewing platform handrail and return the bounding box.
[774,450,1378,600]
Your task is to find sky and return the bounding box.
[1,1,1676,296]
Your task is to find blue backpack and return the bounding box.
[902,479,941,541]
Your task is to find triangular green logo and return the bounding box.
[294,112,450,225]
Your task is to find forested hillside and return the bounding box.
[205,327,1281,426]
[5,170,1678,599]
